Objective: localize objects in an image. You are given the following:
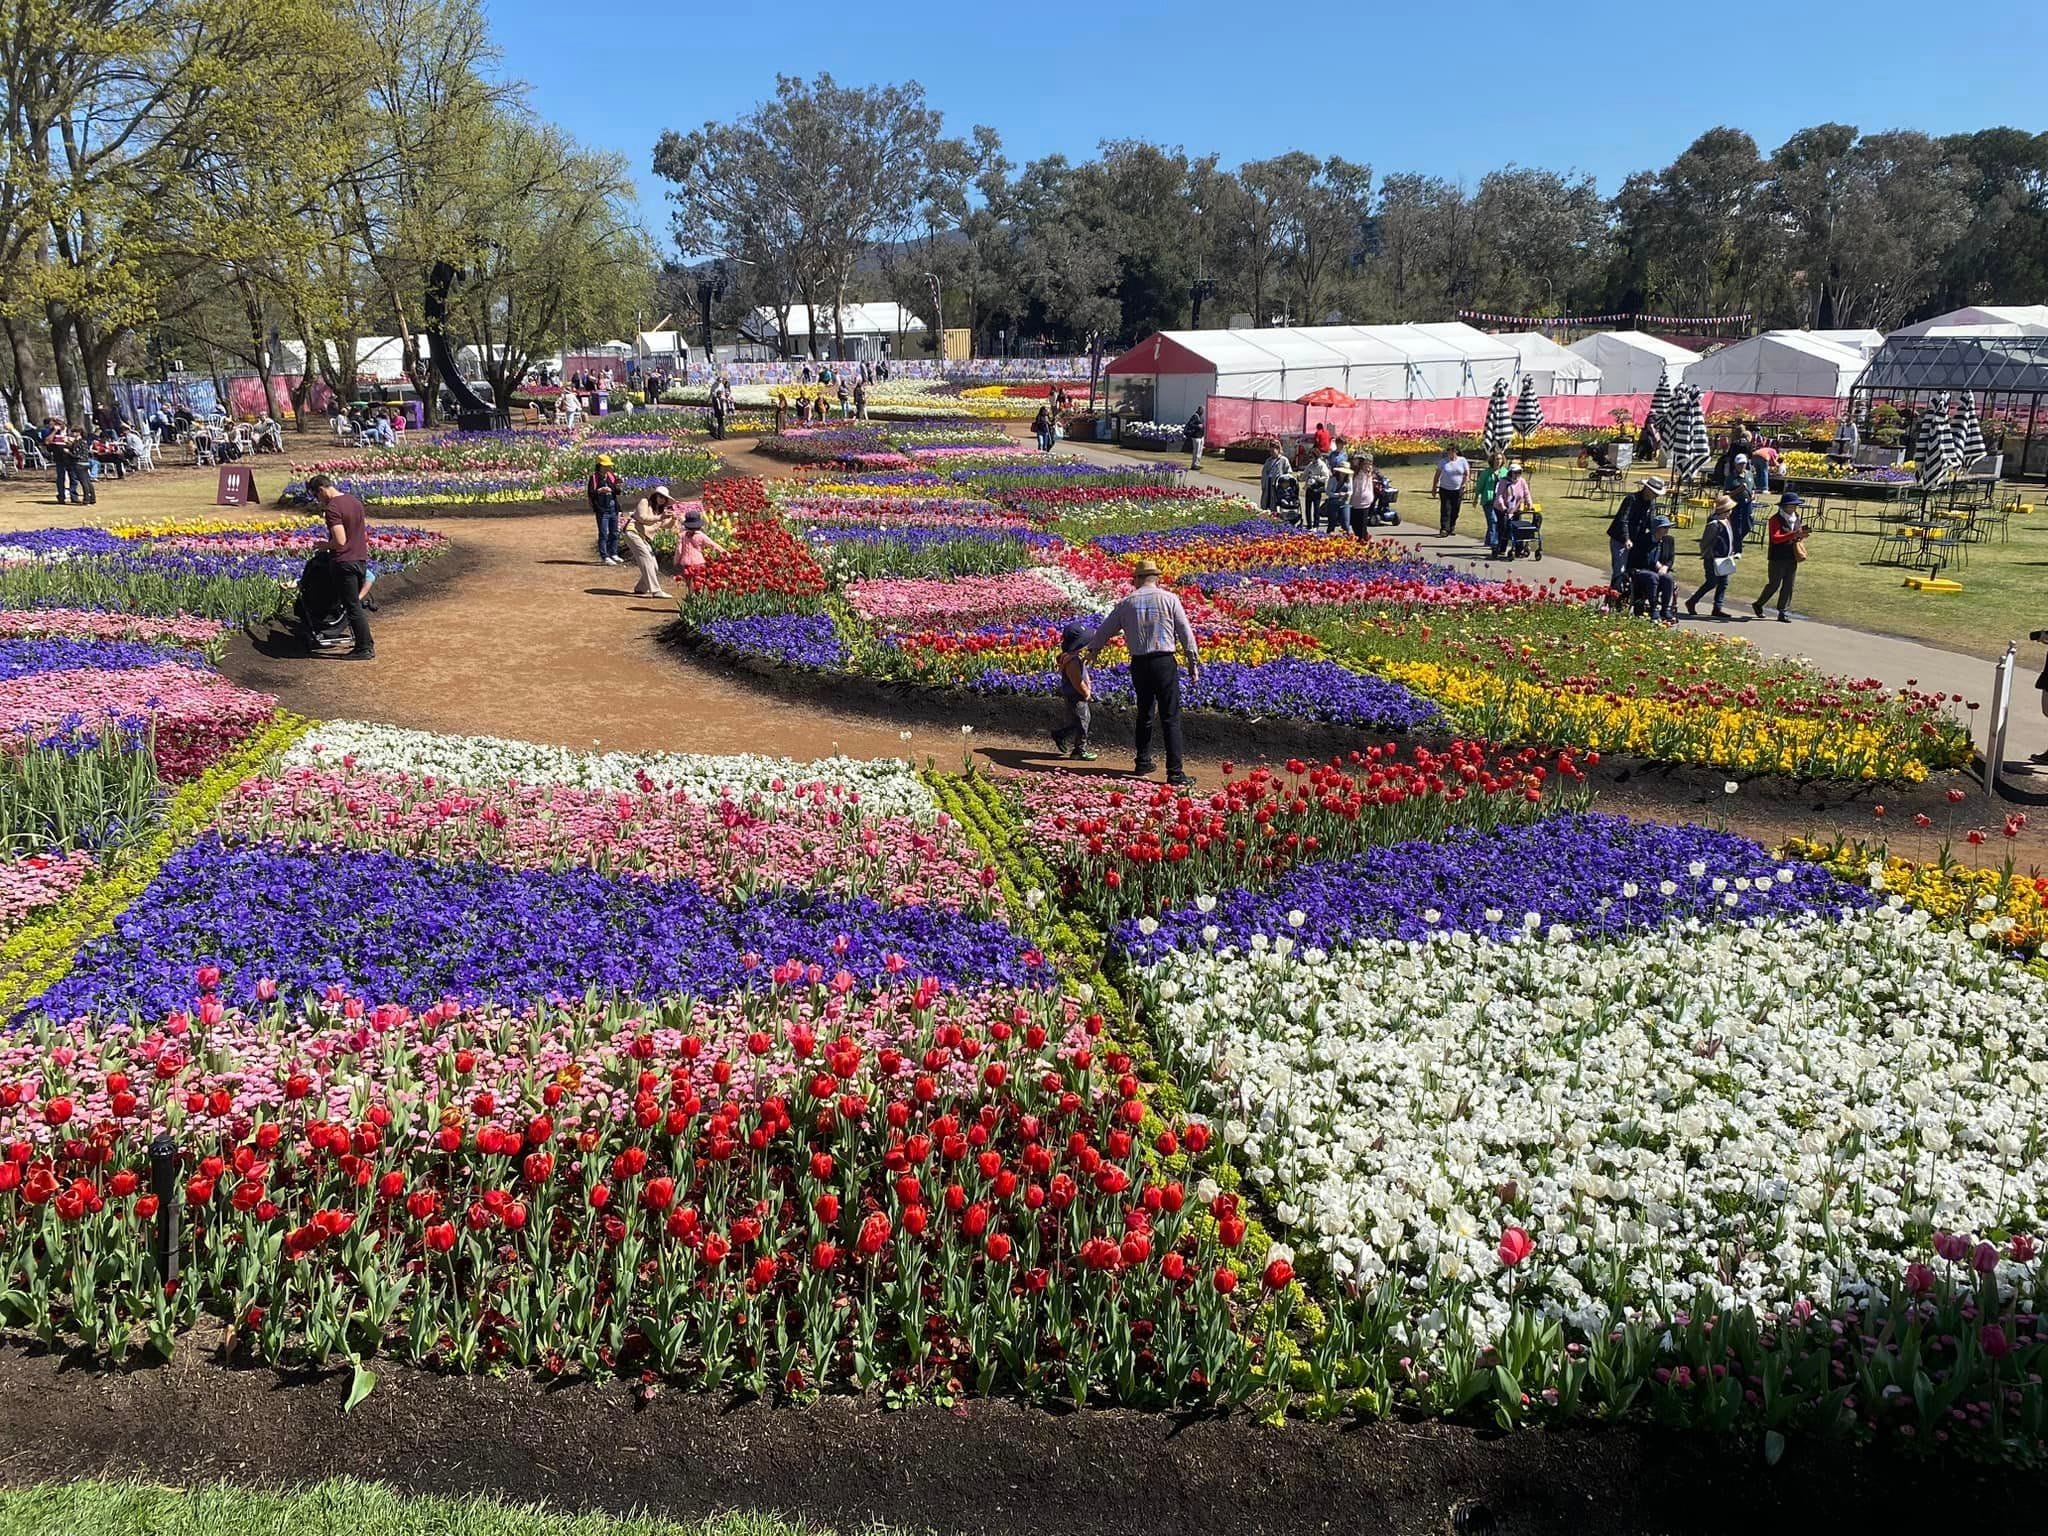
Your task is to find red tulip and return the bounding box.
[1496,1226,1535,1268]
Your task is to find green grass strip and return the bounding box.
[0,1478,885,1536]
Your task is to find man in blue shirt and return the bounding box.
[1087,559,1201,786]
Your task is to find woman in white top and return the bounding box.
[621,485,678,598]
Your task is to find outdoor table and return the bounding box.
[1782,476,1919,533]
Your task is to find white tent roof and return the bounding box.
[1681,331,1868,398]
[1809,328,1884,358]
[637,330,688,357]
[1566,330,1703,392]
[1495,332,1603,386]
[1893,304,2048,338]
[1113,322,1519,401]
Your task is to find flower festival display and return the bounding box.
[281,424,716,508]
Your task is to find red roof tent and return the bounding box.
[1296,386,1357,407]
[1105,333,1217,375]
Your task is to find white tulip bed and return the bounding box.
[1134,907,2048,1342]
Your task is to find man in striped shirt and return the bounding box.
[1087,559,1201,786]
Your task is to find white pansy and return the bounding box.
[1137,910,2048,1340]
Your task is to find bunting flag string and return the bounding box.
[1456,310,1752,331]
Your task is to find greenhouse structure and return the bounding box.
[1849,333,2048,480]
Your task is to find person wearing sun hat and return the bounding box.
[586,453,624,565]
[1751,491,1809,624]
[674,503,726,598]
[1087,558,1201,786]
[621,484,677,599]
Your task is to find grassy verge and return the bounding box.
[0,1479,887,1536]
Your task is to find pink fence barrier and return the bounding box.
[1204,392,1847,446]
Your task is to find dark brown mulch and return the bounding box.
[0,1348,2036,1535]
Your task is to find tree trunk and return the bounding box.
[72,314,122,423]
[1,317,39,426]
[45,300,82,424]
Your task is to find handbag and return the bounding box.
[1793,537,1809,563]
[1713,555,1738,577]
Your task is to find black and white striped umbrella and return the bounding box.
[1482,378,1514,456]
[1512,373,1544,438]
[1672,385,1711,482]
[1648,368,1674,428]
[1914,395,1956,490]
[1951,391,1986,469]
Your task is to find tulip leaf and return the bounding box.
[344,1360,377,1413]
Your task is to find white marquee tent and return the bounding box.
[1565,330,1702,393]
[1892,305,2048,339]
[1495,332,1602,395]
[1681,331,1871,398]
[1808,328,1885,359]
[1105,323,1519,422]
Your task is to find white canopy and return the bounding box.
[1808,328,1884,358]
[1565,330,1702,393]
[637,330,688,359]
[1495,332,1602,394]
[1892,304,2048,339]
[1107,322,1519,421]
[1681,331,1870,398]
[746,303,926,342]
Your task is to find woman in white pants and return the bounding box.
[622,486,677,598]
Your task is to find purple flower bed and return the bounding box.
[968,658,1442,731]
[1116,813,1872,962]
[0,529,126,559]
[801,524,1059,551]
[26,834,1049,1020]
[1092,520,1295,554]
[698,612,846,669]
[0,638,210,679]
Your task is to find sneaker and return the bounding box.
[1710,609,1731,621]
[1051,729,1071,755]
[1165,774,1195,789]
[333,649,375,661]
[1684,598,1698,616]
[1071,747,1099,762]
[1776,612,1792,623]
[1133,761,1157,777]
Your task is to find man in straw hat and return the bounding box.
[1606,475,1664,595]
[586,453,624,565]
[1085,558,1201,787]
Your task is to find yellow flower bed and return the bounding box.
[1786,837,2048,953]
[0,712,312,1019]
[1366,658,1935,781]
[110,515,314,538]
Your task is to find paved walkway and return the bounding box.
[1064,439,2047,781]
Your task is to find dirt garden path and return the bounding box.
[5,431,2040,856]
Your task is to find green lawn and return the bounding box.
[0,1481,894,1536]
[1188,450,2046,662]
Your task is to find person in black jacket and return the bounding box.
[1686,499,1737,620]
[1606,477,1663,592]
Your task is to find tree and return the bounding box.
[657,74,965,358]
[1607,129,1777,318]
[1279,156,1372,323]
[1468,166,1608,316]
[440,117,649,405]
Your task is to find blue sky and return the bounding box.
[484,0,2048,242]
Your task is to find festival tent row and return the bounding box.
[1682,330,1878,398]
[1105,323,1523,422]
[1495,332,1602,395]
[1565,330,1703,393]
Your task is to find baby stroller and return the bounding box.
[292,548,361,651]
[1502,509,1544,561]
[1269,473,1302,525]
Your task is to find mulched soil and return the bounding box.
[0,1346,2037,1535]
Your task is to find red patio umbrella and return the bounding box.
[1295,386,1358,407]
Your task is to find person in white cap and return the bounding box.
[622,485,677,599]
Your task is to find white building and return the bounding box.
[743,303,927,358]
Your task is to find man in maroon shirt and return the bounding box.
[305,474,374,659]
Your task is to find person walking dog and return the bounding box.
[1087,559,1200,787]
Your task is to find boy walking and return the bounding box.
[1051,619,1098,760]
